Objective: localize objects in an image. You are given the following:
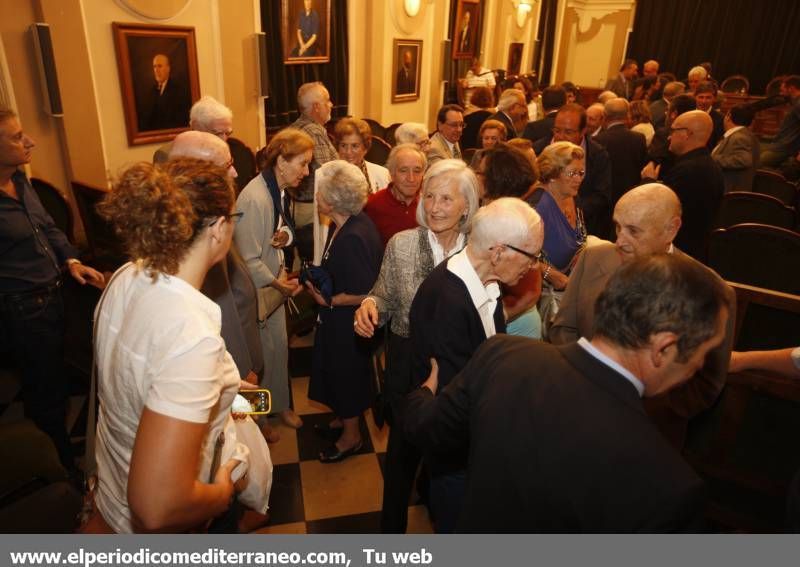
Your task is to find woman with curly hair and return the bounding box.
[93,158,248,533]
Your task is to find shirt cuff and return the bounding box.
[280,226,294,246]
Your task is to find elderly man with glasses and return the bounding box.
[428,104,466,166]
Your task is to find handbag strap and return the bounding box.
[84,263,134,480]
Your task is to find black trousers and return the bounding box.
[380,330,423,533]
[0,281,72,468]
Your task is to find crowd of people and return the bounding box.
[2,56,799,533]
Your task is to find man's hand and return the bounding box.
[270,230,290,248]
[68,261,105,289]
[641,161,660,180]
[422,358,439,394]
[354,298,379,338]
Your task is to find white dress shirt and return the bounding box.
[447,247,501,339]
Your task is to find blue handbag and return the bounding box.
[299,260,334,305]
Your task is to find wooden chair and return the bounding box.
[71,181,126,271]
[684,283,800,531]
[752,169,798,206]
[30,178,74,243]
[364,136,391,166]
[227,137,257,195]
[720,75,750,95]
[708,223,800,295]
[715,192,796,231]
[363,118,386,140]
[384,122,402,146]
[765,75,787,97]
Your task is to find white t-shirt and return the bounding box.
[93,263,240,533]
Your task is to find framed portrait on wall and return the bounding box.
[453,0,480,60]
[507,43,524,76]
[282,0,331,65]
[112,22,200,146]
[392,39,422,103]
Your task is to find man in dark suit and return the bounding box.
[551,183,735,449]
[489,88,527,139]
[712,105,760,192]
[408,197,544,533]
[396,49,415,95]
[522,86,566,145]
[594,98,648,209]
[142,54,192,131]
[534,103,612,237]
[642,110,725,263]
[648,93,697,167]
[605,58,639,100]
[406,252,730,532]
[695,81,724,150]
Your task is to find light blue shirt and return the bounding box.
[578,337,645,397]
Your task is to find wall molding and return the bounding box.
[567,0,635,34]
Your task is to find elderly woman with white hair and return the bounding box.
[394,122,432,154]
[354,159,479,533]
[305,160,383,463]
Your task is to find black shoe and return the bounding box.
[313,422,343,441]
[319,441,363,463]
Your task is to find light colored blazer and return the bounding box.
[711,127,760,192]
[427,131,461,166]
[312,160,390,264]
[550,241,736,445]
[234,173,282,288]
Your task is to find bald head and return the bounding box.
[586,103,605,135]
[169,131,237,178]
[669,110,712,154]
[604,98,629,123]
[614,183,682,261]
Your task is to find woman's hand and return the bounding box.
[271,275,301,297]
[214,457,243,493]
[270,230,290,249]
[548,269,569,291]
[305,281,329,307]
[422,358,439,394]
[354,298,379,338]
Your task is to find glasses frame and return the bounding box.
[208,211,244,227]
[501,243,543,265]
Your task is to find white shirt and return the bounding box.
[578,337,645,397]
[427,230,465,266]
[447,247,501,339]
[93,263,240,533]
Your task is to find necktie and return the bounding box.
[453,144,462,160]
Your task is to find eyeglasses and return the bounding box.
[213,129,234,138]
[563,169,586,178]
[445,122,466,129]
[208,212,244,227]
[499,243,542,265]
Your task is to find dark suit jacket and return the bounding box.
[649,98,668,129]
[550,242,736,448]
[488,110,517,139]
[462,110,492,151]
[201,248,263,380]
[408,259,506,390]
[142,79,191,131]
[594,123,648,206]
[711,127,760,192]
[657,147,725,263]
[405,336,706,533]
[534,136,613,238]
[706,109,725,151]
[396,65,414,95]
[522,111,557,145]
[605,74,631,99]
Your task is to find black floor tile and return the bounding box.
[288,346,313,378]
[306,511,382,534]
[267,463,305,525]
[296,412,374,462]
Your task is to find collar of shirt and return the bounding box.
[723,125,745,139]
[447,247,501,338]
[427,230,464,266]
[577,337,645,397]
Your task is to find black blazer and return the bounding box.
[462,110,492,151]
[657,147,725,263]
[594,123,648,206]
[408,259,506,390]
[522,112,557,145]
[534,136,613,238]
[405,336,706,533]
[488,110,517,139]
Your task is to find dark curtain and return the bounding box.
[261,0,349,133]
[627,0,800,94]
[534,0,558,87]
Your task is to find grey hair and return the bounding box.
[297,82,327,114]
[687,66,708,80]
[597,90,618,104]
[537,141,585,183]
[316,160,368,216]
[497,88,525,112]
[604,98,630,122]
[189,96,233,130]
[468,197,543,253]
[395,122,429,145]
[386,143,427,174]
[415,159,479,233]
[663,81,685,99]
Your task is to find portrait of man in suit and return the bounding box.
[140,53,192,131]
[453,1,480,59]
[392,40,422,102]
